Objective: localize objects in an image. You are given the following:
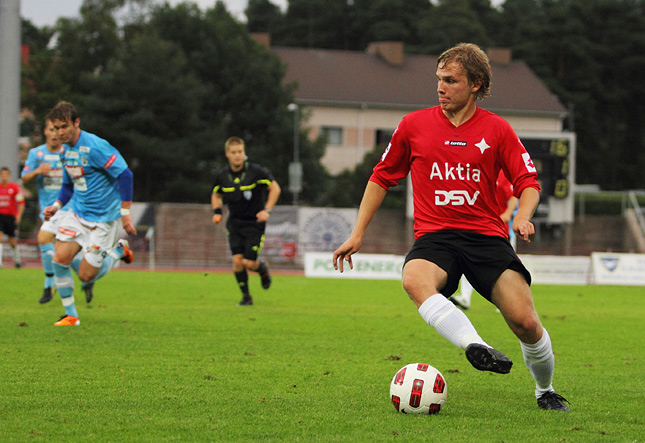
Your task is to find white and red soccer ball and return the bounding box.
[390,363,447,414]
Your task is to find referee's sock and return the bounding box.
[418,293,489,350]
[234,270,251,298]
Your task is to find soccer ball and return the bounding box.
[390,363,447,414]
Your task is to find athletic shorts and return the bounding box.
[404,231,531,301]
[0,214,17,237]
[55,210,120,268]
[226,218,266,261]
[40,209,67,235]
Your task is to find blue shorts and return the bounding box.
[404,231,531,301]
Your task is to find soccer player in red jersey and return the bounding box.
[333,43,569,411]
[0,167,25,267]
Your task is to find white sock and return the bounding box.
[520,328,555,398]
[418,293,488,349]
[456,275,473,305]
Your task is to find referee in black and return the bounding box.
[211,136,281,305]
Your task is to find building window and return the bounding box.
[376,129,395,147]
[321,126,343,145]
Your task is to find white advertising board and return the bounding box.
[518,254,590,285]
[590,252,645,286]
[305,252,404,280]
[306,252,595,286]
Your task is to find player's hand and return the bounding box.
[513,217,535,243]
[332,236,362,273]
[256,210,271,223]
[212,214,222,224]
[43,205,58,221]
[121,214,137,236]
[39,163,52,176]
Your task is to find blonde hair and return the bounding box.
[437,43,491,100]
[225,136,245,151]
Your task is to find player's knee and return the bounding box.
[243,259,259,271]
[78,270,94,283]
[401,274,427,302]
[509,315,541,342]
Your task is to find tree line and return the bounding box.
[20,0,645,209]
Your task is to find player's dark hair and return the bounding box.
[0,166,10,173]
[438,43,491,100]
[46,101,79,123]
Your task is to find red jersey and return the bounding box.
[0,181,25,217]
[370,106,540,239]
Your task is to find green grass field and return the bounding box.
[1,267,643,442]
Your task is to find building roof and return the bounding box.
[272,46,567,117]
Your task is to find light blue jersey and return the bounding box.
[62,130,128,223]
[21,144,70,219]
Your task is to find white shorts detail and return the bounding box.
[55,210,120,268]
[40,209,68,235]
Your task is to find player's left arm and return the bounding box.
[117,168,137,236]
[257,180,281,223]
[512,187,539,243]
[500,196,518,223]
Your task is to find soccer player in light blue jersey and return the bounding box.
[22,119,96,304]
[43,101,137,326]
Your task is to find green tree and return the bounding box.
[415,0,492,54]
[75,1,329,204]
[245,0,283,33]
[274,0,356,49]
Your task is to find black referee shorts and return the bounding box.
[404,230,531,301]
[226,218,266,261]
[0,214,17,237]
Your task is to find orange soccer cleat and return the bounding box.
[54,315,80,326]
[117,239,133,264]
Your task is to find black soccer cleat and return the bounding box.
[260,270,272,290]
[83,282,95,303]
[237,297,253,306]
[39,287,54,304]
[465,343,513,374]
[537,391,570,411]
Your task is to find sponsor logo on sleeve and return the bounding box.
[522,152,537,173]
[104,154,117,169]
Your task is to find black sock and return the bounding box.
[234,270,250,298]
[256,261,268,276]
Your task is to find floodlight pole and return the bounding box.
[0,0,21,174]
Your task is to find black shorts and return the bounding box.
[0,214,17,237]
[226,218,266,261]
[404,231,531,301]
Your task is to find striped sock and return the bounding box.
[53,262,78,318]
[40,243,55,288]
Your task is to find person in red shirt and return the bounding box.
[332,43,569,411]
[0,167,25,267]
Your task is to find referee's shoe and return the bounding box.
[259,262,272,289]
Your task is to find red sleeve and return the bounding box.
[497,123,541,198]
[369,118,411,190]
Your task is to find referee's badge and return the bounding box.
[243,190,252,200]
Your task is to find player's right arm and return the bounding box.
[43,173,74,220]
[332,181,387,272]
[21,163,51,184]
